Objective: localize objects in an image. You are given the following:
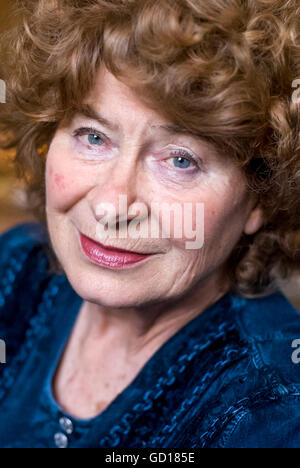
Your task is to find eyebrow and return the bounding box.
[77,104,193,137]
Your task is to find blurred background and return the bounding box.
[0,0,35,232]
[0,0,299,309]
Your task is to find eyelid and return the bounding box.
[168,149,196,167]
[166,146,203,170]
[73,127,204,169]
[73,126,107,141]
[168,140,198,154]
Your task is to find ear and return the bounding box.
[244,206,265,235]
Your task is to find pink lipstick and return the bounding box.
[79,232,152,269]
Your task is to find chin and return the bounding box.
[63,261,159,309]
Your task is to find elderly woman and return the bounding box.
[0,0,299,449]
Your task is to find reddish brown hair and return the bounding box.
[0,0,300,297]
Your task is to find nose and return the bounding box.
[87,156,143,228]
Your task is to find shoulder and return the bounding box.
[0,221,51,292]
[185,291,300,448]
[0,221,50,284]
[0,222,52,352]
[219,392,300,448]
[0,220,52,301]
[234,291,300,382]
[235,290,300,338]
[0,223,66,408]
[213,292,300,448]
[0,222,49,258]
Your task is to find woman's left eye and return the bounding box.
[167,150,199,170]
[87,133,104,146]
[171,156,192,169]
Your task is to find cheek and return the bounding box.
[46,161,76,211]
[163,179,248,252]
[53,173,66,191]
[150,192,215,250]
[45,143,93,212]
[201,188,249,252]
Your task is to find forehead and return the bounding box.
[82,66,194,138]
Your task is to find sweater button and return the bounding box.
[59,417,74,435]
[54,433,68,448]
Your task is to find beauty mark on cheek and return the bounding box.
[54,173,66,191]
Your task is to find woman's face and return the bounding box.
[45,67,262,308]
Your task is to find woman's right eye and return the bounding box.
[71,127,114,161]
[73,127,107,149]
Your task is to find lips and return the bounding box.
[79,232,152,269]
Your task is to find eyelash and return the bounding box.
[73,127,106,144]
[73,126,201,169]
[168,148,200,169]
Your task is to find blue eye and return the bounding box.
[87,134,104,146]
[172,157,191,169]
[73,127,107,149]
[168,149,199,171]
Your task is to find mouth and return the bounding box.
[79,232,155,269]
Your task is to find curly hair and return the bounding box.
[0,0,299,298]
